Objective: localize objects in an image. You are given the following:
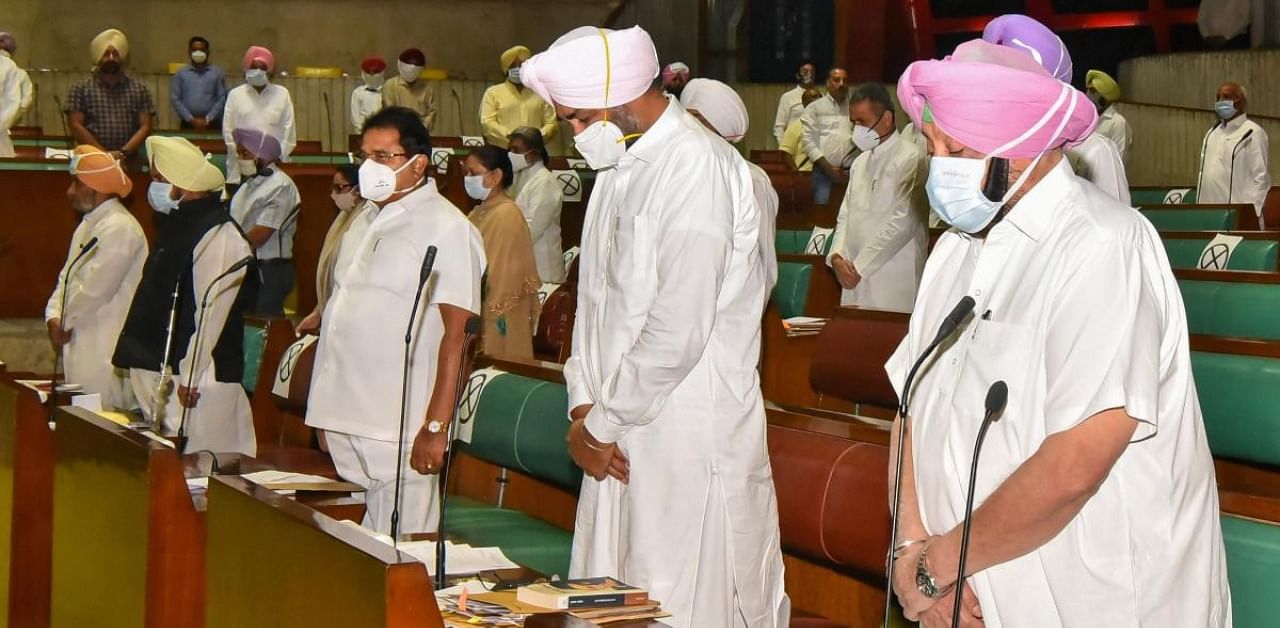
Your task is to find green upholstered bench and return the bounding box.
[1179,280,1280,340]
[242,322,269,393]
[1164,239,1279,271]
[1130,187,1197,205]
[1191,351,1280,465]
[1142,208,1237,231]
[776,229,835,256]
[772,262,813,319]
[448,370,579,577]
[1222,514,1280,628]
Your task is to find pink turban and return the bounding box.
[242,45,274,72]
[521,26,659,109]
[662,61,690,84]
[981,14,1073,83]
[233,127,282,162]
[897,40,1096,158]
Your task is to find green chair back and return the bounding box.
[241,324,268,393]
[1179,280,1280,340]
[1163,239,1279,271]
[1142,208,1235,231]
[1130,187,1197,205]
[1222,514,1280,628]
[771,262,812,319]
[460,372,581,490]
[1191,351,1280,465]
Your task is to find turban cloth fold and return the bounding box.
[501,45,531,72]
[232,127,282,163]
[70,145,132,197]
[1086,69,1121,102]
[981,14,1073,83]
[146,135,225,191]
[242,45,275,72]
[521,26,659,109]
[90,28,128,63]
[679,78,748,143]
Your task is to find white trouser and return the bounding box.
[325,430,440,535]
[128,368,256,456]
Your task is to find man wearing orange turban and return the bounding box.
[45,146,147,409]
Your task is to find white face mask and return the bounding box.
[362,72,382,89]
[508,151,530,172]
[147,181,179,214]
[852,125,880,152]
[464,174,492,200]
[331,190,359,212]
[397,60,422,83]
[190,50,208,64]
[245,68,269,87]
[236,158,258,177]
[507,67,522,85]
[574,120,628,171]
[359,154,421,202]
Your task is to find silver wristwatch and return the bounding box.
[915,544,950,599]
[424,419,446,434]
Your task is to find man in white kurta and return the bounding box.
[507,126,565,282]
[1085,70,1132,165]
[350,56,385,132]
[1198,81,1271,226]
[306,107,485,534]
[521,26,788,628]
[827,85,926,312]
[1067,132,1131,204]
[887,42,1230,627]
[223,46,297,185]
[46,146,147,409]
[772,60,816,146]
[0,41,25,157]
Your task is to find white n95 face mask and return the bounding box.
[359,154,420,202]
[398,61,421,83]
[464,174,491,200]
[190,50,208,64]
[236,158,258,177]
[147,181,179,214]
[574,120,627,171]
[245,68,269,87]
[852,125,880,152]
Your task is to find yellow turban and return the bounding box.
[501,45,531,72]
[70,145,132,197]
[1086,69,1120,103]
[145,136,224,192]
[90,28,128,64]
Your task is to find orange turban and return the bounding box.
[70,145,132,197]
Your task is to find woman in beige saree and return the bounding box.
[463,146,541,359]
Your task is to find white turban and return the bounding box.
[678,78,749,143]
[145,135,225,192]
[90,28,128,64]
[521,26,659,109]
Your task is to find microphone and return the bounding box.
[54,94,72,149]
[177,255,253,442]
[884,295,975,628]
[391,245,439,543]
[951,381,1009,628]
[451,87,463,137]
[322,93,332,154]
[147,278,183,431]
[435,313,483,589]
[48,236,100,423]
[1228,128,1255,204]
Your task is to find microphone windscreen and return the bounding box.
[419,245,438,284]
[985,380,1009,416]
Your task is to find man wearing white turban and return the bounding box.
[679,77,779,293]
[885,40,1229,627]
[113,136,258,456]
[522,26,789,628]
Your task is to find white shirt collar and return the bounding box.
[1220,114,1249,133]
[81,197,120,224]
[1000,158,1074,243]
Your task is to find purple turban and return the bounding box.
[982,14,1073,83]
[232,127,283,163]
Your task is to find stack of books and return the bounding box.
[438,577,667,626]
[782,316,828,337]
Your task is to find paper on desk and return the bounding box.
[241,470,345,495]
[186,477,210,491]
[15,379,83,403]
[393,539,520,574]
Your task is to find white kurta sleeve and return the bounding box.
[521,177,563,244]
[773,94,791,146]
[17,69,34,117]
[800,102,825,164]
[59,222,146,330]
[280,91,297,161]
[0,65,21,130]
[852,151,924,277]
[827,173,854,266]
[45,231,82,322]
[350,88,364,131]
[1042,229,1161,440]
[179,224,251,386]
[426,219,485,314]
[583,152,736,443]
[1245,128,1271,216]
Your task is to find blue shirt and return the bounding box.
[170,63,228,122]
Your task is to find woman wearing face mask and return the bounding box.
[297,164,365,335]
[463,146,541,359]
[222,45,297,186]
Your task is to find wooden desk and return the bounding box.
[50,407,203,628]
[0,376,56,628]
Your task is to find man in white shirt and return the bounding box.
[1085,69,1132,165]
[522,26,789,628]
[114,136,257,455]
[801,67,853,205]
[0,31,31,158]
[229,126,300,316]
[773,60,816,147]
[887,40,1230,627]
[47,146,147,409]
[223,45,297,185]
[507,126,565,283]
[827,83,926,313]
[350,56,385,131]
[1199,81,1271,227]
[306,106,485,535]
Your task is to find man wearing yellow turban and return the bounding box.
[479,44,558,148]
[1085,69,1132,164]
[67,28,155,160]
[113,135,258,456]
[45,146,147,409]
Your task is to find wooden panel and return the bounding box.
[1,380,55,628]
[781,553,886,628]
[50,408,202,628]
[450,453,578,532]
[204,476,442,628]
[776,253,842,317]
[1175,268,1280,284]
[760,306,821,409]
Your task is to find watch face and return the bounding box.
[427,420,444,434]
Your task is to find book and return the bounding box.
[516,577,649,610]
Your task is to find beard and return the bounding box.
[606,105,643,136]
[99,61,122,74]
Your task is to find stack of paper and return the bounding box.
[782,316,828,337]
[241,470,345,495]
[336,520,520,574]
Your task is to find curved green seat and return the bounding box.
[776,229,835,256]
[1142,208,1235,231]
[1163,239,1278,271]
[1222,514,1280,628]
[772,262,813,319]
[1191,351,1280,465]
[1179,280,1280,340]
[445,496,573,578]
[1130,187,1197,205]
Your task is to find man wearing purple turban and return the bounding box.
[884,39,1230,628]
[229,126,299,316]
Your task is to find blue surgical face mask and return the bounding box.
[926,153,1043,233]
[464,174,492,201]
[1215,99,1238,120]
[147,181,179,214]
[245,68,269,87]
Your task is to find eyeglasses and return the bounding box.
[331,183,355,193]
[353,150,410,164]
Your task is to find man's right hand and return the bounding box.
[191,117,208,130]
[47,319,72,347]
[831,255,860,289]
[295,310,321,336]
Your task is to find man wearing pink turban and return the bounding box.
[229,126,299,316]
[522,26,789,628]
[885,39,1231,628]
[222,44,296,185]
